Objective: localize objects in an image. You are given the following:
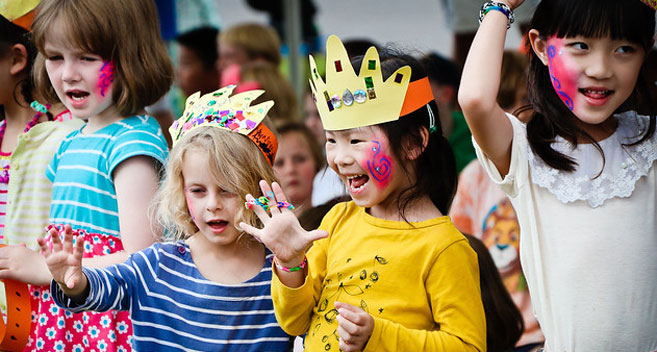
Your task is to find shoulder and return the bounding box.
[319,201,357,227]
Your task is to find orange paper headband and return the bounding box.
[400,77,434,117]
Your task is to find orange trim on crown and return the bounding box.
[11,9,36,31]
[0,244,31,351]
[400,77,434,117]
[247,123,278,166]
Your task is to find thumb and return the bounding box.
[239,222,263,242]
[307,230,329,243]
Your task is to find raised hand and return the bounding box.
[37,225,87,297]
[335,301,375,351]
[239,180,328,267]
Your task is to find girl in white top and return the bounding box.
[458,0,657,351]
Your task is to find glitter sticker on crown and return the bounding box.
[169,85,279,165]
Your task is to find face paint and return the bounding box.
[546,37,578,111]
[185,190,197,223]
[97,61,115,97]
[362,140,392,190]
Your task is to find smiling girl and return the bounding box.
[458,0,657,350]
[38,86,293,351]
[8,0,173,350]
[241,36,486,351]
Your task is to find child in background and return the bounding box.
[241,36,486,351]
[175,26,220,98]
[274,122,324,214]
[9,0,173,350]
[39,86,293,351]
[464,235,524,352]
[459,0,657,350]
[216,23,281,74]
[451,50,544,349]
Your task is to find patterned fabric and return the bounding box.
[271,201,486,352]
[450,159,545,347]
[0,151,10,239]
[26,231,132,352]
[4,117,83,247]
[52,242,293,352]
[46,115,167,236]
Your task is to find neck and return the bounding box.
[3,97,35,127]
[370,194,442,222]
[574,115,618,143]
[82,105,123,134]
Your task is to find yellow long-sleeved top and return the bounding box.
[271,201,486,352]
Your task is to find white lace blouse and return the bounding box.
[473,111,657,352]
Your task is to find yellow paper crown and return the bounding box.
[170,85,278,164]
[640,0,657,10]
[0,0,40,30]
[309,35,413,131]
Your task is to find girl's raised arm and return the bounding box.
[458,0,523,175]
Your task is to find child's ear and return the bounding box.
[9,44,28,76]
[406,126,429,161]
[528,29,549,66]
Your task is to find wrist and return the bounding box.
[274,255,307,273]
[479,1,515,29]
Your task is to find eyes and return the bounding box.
[566,40,638,55]
[44,52,102,62]
[186,186,234,196]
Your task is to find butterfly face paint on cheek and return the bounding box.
[97,61,115,97]
[546,37,578,111]
[361,140,393,190]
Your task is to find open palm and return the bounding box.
[240,181,328,264]
[37,225,85,291]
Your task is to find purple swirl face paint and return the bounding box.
[97,61,115,97]
[546,37,578,112]
[362,140,392,190]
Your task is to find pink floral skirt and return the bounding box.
[24,230,133,352]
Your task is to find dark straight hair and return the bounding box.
[0,16,38,108]
[353,49,458,218]
[525,0,656,172]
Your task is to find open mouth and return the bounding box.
[579,88,613,100]
[67,90,89,101]
[346,174,369,193]
[207,220,228,232]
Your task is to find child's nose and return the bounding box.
[332,146,354,167]
[585,52,613,80]
[61,61,81,83]
[205,193,223,212]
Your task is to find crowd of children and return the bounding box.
[0,0,655,351]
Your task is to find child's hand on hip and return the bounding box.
[240,180,328,266]
[335,301,375,352]
[37,225,87,296]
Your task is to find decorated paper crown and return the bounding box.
[640,0,657,10]
[170,85,278,165]
[309,35,434,131]
[0,0,40,30]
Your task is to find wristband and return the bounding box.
[274,256,307,272]
[479,1,515,29]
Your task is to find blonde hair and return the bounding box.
[31,0,174,116]
[156,127,277,241]
[219,23,281,65]
[240,61,298,124]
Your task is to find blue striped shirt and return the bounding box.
[46,115,168,237]
[51,242,294,352]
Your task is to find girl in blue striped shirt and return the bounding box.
[38,86,294,352]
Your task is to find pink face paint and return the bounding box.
[97,61,115,97]
[184,191,197,224]
[546,37,578,111]
[362,140,393,190]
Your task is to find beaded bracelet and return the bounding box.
[274,256,307,272]
[479,1,515,29]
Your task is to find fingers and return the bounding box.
[73,235,85,263]
[258,180,280,215]
[239,222,264,243]
[62,226,74,253]
[50,226,63,252]
[335,301,374,351]
[245,194,271,222]
[37,237,52,258]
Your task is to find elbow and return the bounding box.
[457,90,497,120]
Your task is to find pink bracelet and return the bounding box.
[274,256,307,272]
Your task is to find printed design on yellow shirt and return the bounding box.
[312,255,388,351]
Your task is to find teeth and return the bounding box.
[71,95,86,101]
[583,89,609,94]
[346,174,365,180]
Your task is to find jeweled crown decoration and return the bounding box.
[640,0,657,10]
[170,86,278,165]
[309,35,412,131]
[170,85,273,144]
